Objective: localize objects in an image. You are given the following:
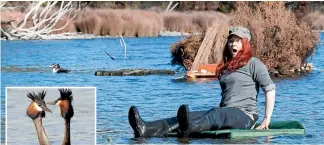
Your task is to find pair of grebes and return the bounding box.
[26,89,74,145]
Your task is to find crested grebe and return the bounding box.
[26,91,52,145]
[49,64,71,73]
[47,88,74,145]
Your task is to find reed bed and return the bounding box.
[162,11,228,33]
[1,8,229,37]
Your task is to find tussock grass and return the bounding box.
[162,11,228,33]
[74,8,163,37]
[170,34,205,69]
[304,11,324,30]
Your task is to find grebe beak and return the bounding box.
[47,99,59,105]
[44,107,53,113]
[40,104,52,113]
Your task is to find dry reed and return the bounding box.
[304,11,324,30]
[162,11,229,33]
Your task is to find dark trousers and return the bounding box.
[168,107,256,133]
[129,106,257,137]
[190,107,256,130]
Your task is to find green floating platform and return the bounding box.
[200,121,305,139]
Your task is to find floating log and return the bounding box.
[94,69,175,76]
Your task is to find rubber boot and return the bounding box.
[128,106,178,137]
[177,104,212,138]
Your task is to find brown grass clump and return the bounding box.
[170,34,204,69]
[73,8,163,37]
[304,11,324,30]
[51,16,77,34]
[74,7,103,35]
[229,2,318,75]
[0,10,33,29]
[162,11,229,33]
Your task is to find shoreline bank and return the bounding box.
[0,31,196,41]
[1,30,322,41]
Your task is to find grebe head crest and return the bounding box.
[47,88,74,119]
[26,91,52,119]
[49,63,61,69]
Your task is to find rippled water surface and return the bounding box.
[1,33,324,144]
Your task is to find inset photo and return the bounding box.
[6,87,96,145]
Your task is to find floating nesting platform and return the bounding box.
[94,69,175,76]
[167,121,305,139]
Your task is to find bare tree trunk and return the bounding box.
[191,21,229,71]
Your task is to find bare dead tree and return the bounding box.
[165,1,178,12]
[3,1,80,40]
[120,35,127,58]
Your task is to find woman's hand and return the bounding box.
[255,117,271,129]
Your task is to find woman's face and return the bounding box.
[227,35,243,58]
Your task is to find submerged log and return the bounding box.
[94,69,175,76]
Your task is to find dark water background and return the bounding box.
[1,33,324,144]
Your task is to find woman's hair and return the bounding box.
[216,36,252,77]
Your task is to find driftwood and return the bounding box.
[170,21,229,71]
[191,21,229,71]
[94,69,175,76]
[2,1,79,40]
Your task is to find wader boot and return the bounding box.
[128,106,179,137]
[177,104,255,138]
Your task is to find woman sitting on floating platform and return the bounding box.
[128,26,276,138]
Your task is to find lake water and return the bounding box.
[1,33,324,144]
